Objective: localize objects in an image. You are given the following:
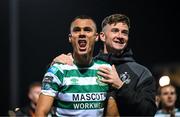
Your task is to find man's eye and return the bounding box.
[111,28,119,32]
[73,27,81,32]
[84,27,92,32]
[122,30,129,35]
[163,92,168,95]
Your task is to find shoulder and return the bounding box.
[175,108,180,116]
[48,63,77,74]
[154,114,167,117]
[154,110,167,117]
[126,62,154,86]
[127,62,152,77]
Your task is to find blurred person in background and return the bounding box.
[10,82,52,117]
[155,84,180,117]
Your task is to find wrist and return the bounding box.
[116,82,124,89]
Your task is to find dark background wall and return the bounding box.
[0,0,179,115]
[1,0,10,115]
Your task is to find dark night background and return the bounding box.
[0,0,179,115]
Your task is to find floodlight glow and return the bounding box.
[159,75,170,87]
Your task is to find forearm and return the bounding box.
[35,102,51,117]
[35,94,54,117]
[35,109,47,117]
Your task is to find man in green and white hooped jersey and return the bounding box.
[42,59,111,116]
[35,15,112,117]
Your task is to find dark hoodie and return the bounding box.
[95,48,157,116]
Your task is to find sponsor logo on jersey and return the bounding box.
[71,78,79,85]
[73,102,103,109]
[72,93,106,101]
[43,76,53,83]
[48,66,58,74]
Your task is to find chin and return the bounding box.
[77,51,88,55]
[113,47,124,51]
[112,44,123,49]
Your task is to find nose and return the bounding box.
[117,31,123,38]
[78,29,86,38]
[79,29,85,35]
[116,31,122,38]
[79,34,86,38]
[168,94,173,99]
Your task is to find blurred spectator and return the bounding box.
[155,84,180,117]
[9,82,52,117]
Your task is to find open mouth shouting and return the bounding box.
[78,39,87,51]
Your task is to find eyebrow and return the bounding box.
[72,26,93,32]
[122,30,129,34]
[111,28,129,34]
[72,27,81,32]
[84,27,93,31]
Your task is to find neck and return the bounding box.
[162,106,175,113]
[103,45,123,56]
[73,53,93,67]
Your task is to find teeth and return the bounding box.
[78,40,86,43]
[114,39,124,44]
[78,40,87,47]
[120,39,124,44]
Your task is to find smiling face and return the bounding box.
[100,22,129,54]
[69,18,98,58]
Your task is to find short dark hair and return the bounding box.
[101,14,130,29]
[70,15,97,32]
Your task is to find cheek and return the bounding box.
[107,33,116,42]
[172,96,176,100]
[124,36,129,42]
[106,32,114,38]
[163,96,169,101]
[88,40,95,47]
[88,35,96,43]
[71,39,77,46]
[105,37,113,45]
[161,96,167,101]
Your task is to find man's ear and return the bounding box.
[68,34,72,43]
[100,32,105,42]
[28,92,33,100]
[95,33,99,42]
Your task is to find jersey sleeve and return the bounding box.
[41,63,64,97]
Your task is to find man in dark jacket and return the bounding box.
[96,14,157,116]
